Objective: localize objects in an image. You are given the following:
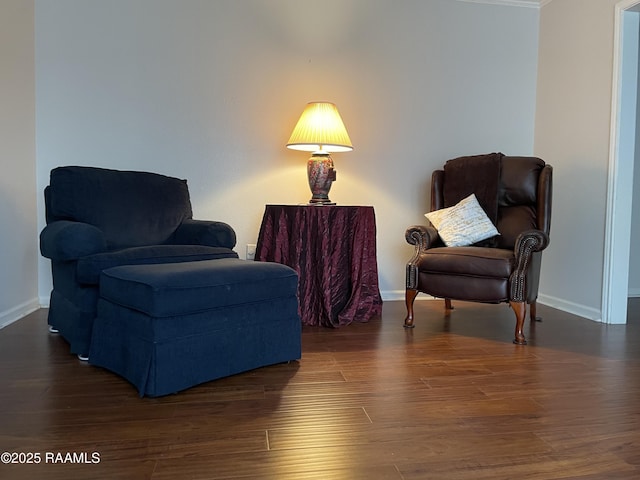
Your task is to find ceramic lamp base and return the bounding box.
[307,153,337,204]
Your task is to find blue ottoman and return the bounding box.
[88,258,301,397]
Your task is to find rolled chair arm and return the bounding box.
[40,220,107,261]
[173,219,237,249]
[509,229,550,302]
[405,224,440,289]
[405,224,440,250]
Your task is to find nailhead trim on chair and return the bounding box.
[509,230,549,302]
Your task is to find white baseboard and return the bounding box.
[383,290,604,323]
[628,288,640,298]
[0,298,41,329]
[381,290,404,302]
[536,294,602,322]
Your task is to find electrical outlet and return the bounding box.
[246,244,257,260]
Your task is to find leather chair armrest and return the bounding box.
[510,229,549,302]
[514,229,549,255]
[405,224,440,251]
[172,219,237,249]
[40,221,107,261]
[405,224,440,289]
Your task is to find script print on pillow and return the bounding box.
[425,194,499,247]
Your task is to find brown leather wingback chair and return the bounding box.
[404,153,552,345]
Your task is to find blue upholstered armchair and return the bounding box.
[40,166,239,359]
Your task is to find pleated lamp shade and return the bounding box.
[286,102,353,153]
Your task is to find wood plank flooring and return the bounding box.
[1,299,639,479]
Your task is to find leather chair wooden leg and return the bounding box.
[511,300,527,345]
[404,289,418,328]
[444,298,453,310]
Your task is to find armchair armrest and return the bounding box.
[405,224,441,289]
[40,220,107,261]
[514,229,549,255]
[509,229,549,302]
[172,219,237,249]
[405,224,440,251]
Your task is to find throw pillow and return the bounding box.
[425,194,499,247]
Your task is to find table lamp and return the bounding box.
[286,102,353,205]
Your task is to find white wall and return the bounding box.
[35,0,540,303]
[0,0,39,328]
[535,0,622,320]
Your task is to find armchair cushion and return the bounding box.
[418,246,513,279]
[76,245,238,285]
[47,166,192,249]
[416,246,514,303]
[425,194,499,247]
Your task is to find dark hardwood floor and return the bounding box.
[1,299,639,479]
